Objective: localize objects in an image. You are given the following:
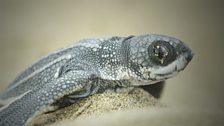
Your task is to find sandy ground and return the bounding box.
[28,88,224,126]
[28,88,163,126]
[55,107,224,126]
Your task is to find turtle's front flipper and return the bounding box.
[0,70,99,126]
[0,90,39,126]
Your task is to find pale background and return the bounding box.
[0,0,223,112]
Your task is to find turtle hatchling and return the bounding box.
[0,34,193,126]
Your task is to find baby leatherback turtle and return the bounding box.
[0,34,193,126]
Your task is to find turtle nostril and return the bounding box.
[186,52,194,62]
[180,44,194,62]
[181,46,190,53]
[182,48,188,53]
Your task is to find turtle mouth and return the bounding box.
[155,65,178,77]
[149,54,189,80]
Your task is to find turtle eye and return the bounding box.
[153,45,169,63]
[148,41,176,66]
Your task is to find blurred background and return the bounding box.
[0,0,223,112]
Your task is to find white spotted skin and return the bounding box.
[0,34,193,126]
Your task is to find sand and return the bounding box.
[28,88,163,126]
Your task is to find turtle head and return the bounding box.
[125,34,193,85]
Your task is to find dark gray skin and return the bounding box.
[0,34,193,126]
